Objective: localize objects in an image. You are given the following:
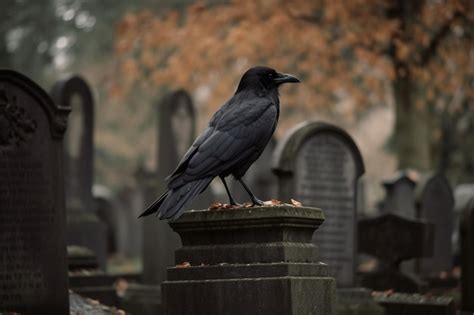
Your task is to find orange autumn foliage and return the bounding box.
[112,0,474,131]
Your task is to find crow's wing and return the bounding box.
[168,96,277,189]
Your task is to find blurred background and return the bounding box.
[1,0,473,272]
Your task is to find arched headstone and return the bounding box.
[0,70,69,313]
[51,75,93,211]
[143,90,215,285]
[273,121,364,287]
[461,198,474,312]
[381,170,419,218]
[50,75,107,269]
[416,173,454,276]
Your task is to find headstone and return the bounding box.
[0,70,69,314]
[162,205,336,315]
[114,183,144,258]
[416,173,454,276]
[336,288,385,315]
[453,184,474,259]
[373,291,455,315]
[381,170,419,218]
[272,121,364,287]
[460,198,474,312]
[358,213,433,292]
[94,185,118,255]
[50,75,107,269]
[231,138,277,202]
[143,90,216,285]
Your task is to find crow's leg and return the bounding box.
[238,178,264,206]
[220,176,237,205]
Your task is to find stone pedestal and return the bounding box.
[162,206,336,315]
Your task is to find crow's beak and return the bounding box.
[274,72,300,84]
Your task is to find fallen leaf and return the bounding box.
[176,261,191,268]
[291,199,302,207]
[209,202,223,210]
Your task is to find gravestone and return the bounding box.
[461,198,474,312]
[416,173,454,276]
[358,213,433,292]
[373,291,455,315]
[163,205,336,315]
[143,90,216,285]
[231,138,277,202]
[0,70,69,314]
[273,121,364,287]
[453,184,474,260]
[381,170,419,218]
[51,75,107,269]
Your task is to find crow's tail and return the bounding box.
[138,177,213,220]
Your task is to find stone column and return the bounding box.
[162,205,336,315]
[461,198,474,312]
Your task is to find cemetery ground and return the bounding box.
[0,69,472,315]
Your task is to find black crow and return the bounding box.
[139,66,299,220]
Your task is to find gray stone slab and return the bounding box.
[273,121,364,287]
[163,276,335,315]
[51,75,107,270]
[416,173,454,276]
[381,170,419,218]
[143,90,199,285]
[373,292,455,315]
[167,262,328,280]
[0,70,69,314]
[461,198,474,312]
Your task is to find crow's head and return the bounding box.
[236,66,300,93]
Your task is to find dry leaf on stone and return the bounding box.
[291,199,302,207]
[209,202,223,210]
[176,261,191,268]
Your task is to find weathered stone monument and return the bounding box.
[143,90,216,285]
[162,205,336,315]
[380,170,419,218]
[416,173,454,276]
[461,198,474,312]
[0,70,69,313]
[272,121,364,287]
[358,213,433,292]
[51,75,107,269]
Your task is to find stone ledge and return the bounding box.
[173,205,324,227]
[162,276,335,315]
[167,262,329,280]
[175,242,319,265]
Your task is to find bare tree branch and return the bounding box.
[418,10,463,66]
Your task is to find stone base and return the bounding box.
[163,206,335,315]
[163,262,335,315]
[163,273,335,315]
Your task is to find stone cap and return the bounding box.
[169,205,325,264]
[171,205,324,229]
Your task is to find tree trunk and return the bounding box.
[392,66,431,172]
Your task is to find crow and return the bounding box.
[139,66,299,220]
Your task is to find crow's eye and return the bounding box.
[268,73,274,77]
